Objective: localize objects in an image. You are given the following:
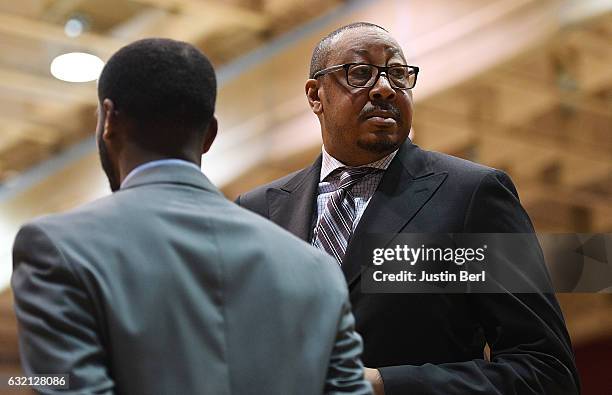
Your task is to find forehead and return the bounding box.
[329,27,405,63]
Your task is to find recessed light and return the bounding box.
[50,52,104,82]
[64,18,85,38]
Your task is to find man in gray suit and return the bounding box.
[11,38,371,395]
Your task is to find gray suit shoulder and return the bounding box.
[15,186,190,262]
[234,203,347,289]
[18,193,118,239]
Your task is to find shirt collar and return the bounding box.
[319,145,398,182]
[120,159,201,189]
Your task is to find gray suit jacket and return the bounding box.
[12,163,371,395]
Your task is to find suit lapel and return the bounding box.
[342,143,448,288]
[267,156,322,241]
[264,143,448,288]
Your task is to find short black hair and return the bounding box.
[309,22,388,79]
[98,38,216,151]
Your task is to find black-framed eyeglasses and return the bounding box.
[313,63,419,90]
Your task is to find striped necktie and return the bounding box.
[313,167,380,265]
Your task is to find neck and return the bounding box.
[117,145,201,184]
[324,146,393,167]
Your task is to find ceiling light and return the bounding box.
[64,18,85,38]
[50,52,104,82]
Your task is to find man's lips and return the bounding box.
[365,111,397,121]
[364,111,398,126]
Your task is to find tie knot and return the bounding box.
[338,166,379,189]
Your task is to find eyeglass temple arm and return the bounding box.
[313,64,346,78]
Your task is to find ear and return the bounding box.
[101,98,116,142]
[201,116,218,154]
[305,79,323,115]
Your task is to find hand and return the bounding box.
[364,367,385,395]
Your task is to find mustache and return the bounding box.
[358,102,402,121]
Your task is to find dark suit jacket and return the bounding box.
[12,164,372,395]
[237,142,580,395]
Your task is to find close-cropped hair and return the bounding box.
[98,38,217,150]
[309,22,388,79]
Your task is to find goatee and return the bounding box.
[357,138,400,154]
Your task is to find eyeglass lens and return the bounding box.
[347,64,416,89]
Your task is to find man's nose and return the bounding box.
[369,73,396,101]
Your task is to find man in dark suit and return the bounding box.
[237,23,580,394]
[12,38,372,395]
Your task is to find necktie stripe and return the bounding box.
[328,195,352,235]
[317,225,343,263]
[319,217,343,244]
[341,194,356,222]
[313,167,380,264]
